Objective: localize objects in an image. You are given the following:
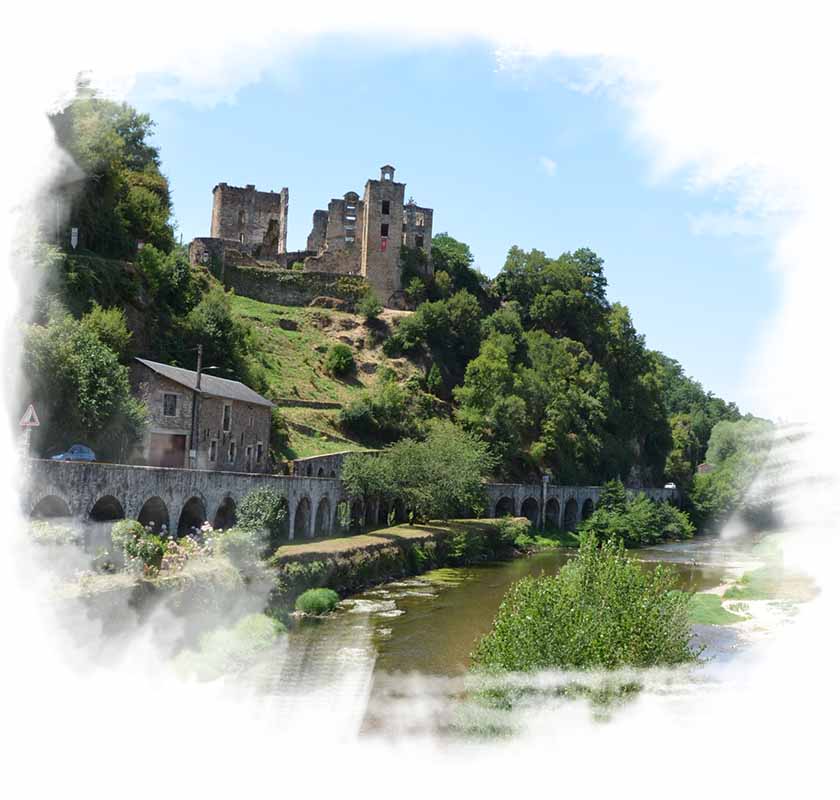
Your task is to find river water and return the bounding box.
[249,535,782,731]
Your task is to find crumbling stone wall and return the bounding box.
[224,263,368,307]
[402,202,434,269]
[211,183,289,255]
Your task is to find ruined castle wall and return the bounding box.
[402,204,434,271]
[360,172,405,305]
[211,183,288,255]
[307,209,328,251]
[223,263,368,307]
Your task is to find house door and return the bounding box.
[149,433,187,468]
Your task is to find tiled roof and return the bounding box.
[135,358,273,408]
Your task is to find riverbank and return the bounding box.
[267,517,530,610]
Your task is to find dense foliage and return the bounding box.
[578,480,694,546]
[236,489,288,546]
[687,417,774,530]
[23,309,146,459]
[50,80,175,258]
[341,420,496,521]
[472,534,698,672]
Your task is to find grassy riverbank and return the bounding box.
[267,518,530,609]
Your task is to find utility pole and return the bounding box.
[189,344,202,469]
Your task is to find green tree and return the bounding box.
[80,303,132,360]
[23,314,146,459]
[50,81,175,258]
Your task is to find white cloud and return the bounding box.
[539,156,558,176]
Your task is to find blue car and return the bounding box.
[51,444,96,462]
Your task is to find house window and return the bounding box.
[256,442,264,464]
[163,393,178,417]
[227,441,236,464]
[415,234,424,249]
[209,440,217,463]
[222,403,232,432]
[245,446,253,471]
[381,200,390,215]
[380,223,390,238]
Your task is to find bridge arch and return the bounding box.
[562,498,578,531]
[293,496,311,539]
[88,495,125,522]
[521,496,540,526]
[350,499,364,533]
[177,496,207,537]
[137,497,170,534]
[31,495,71,518]
[213,496,237,531]
[378,500,390,526]
[581,497,595,521]
[365,500,377,528]
[494,496,515,517]
[545,497,560,528]
[314,496,331,537]
[392,498,407,524]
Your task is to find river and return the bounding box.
[249,535,783,731]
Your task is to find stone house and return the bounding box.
[131,358,273,473]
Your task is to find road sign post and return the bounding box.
[19,404,40,458]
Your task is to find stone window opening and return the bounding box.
[209,440,217,463]
[345,235,355,244]
[245,446,253,471]
[222,403,232,433]
[380,223,390,238]
[238,233,244,243]
[163,393,178,417]
[256,442,263,464]
[415,212,425,227]
[381,200,390,215]
[415,234,424,249]
[227,441,236,464]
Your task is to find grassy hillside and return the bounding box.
[231,295,423,458]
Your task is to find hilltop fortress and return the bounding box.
[189,165,433,308]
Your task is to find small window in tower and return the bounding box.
[381,223,390,238]
[345,235,355,244]
[381,200,390,215]
[415,234,424,249]
[238,233,244,243]
[416,212,425,227]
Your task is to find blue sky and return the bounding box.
[130,41,778,413]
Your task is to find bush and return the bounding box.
[214,526,264,568]
[295,588,340,616]
[174,613,286,681]
[357,291,383,322]
[325,343,354,377]
[471,534,698,673]
[111,519,165,574]
[237,489,287,545]
[578,481,694,546]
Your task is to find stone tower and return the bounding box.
[359,165,405,304]
[210,183,289,256]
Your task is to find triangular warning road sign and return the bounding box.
[19,404,40,428]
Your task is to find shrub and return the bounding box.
[471,534,698,673]
[295,587,340,616]
[214,526,264,568]
[111,519,165,574]
[325,343,355,377]
[237,489,287,544]
[357,291,383,322]
[174,613,286,681]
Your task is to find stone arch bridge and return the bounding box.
[24,460,679,542]
[485,482,679,531]
[24,460,353,541]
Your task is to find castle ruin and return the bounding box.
[190,165,433,308]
